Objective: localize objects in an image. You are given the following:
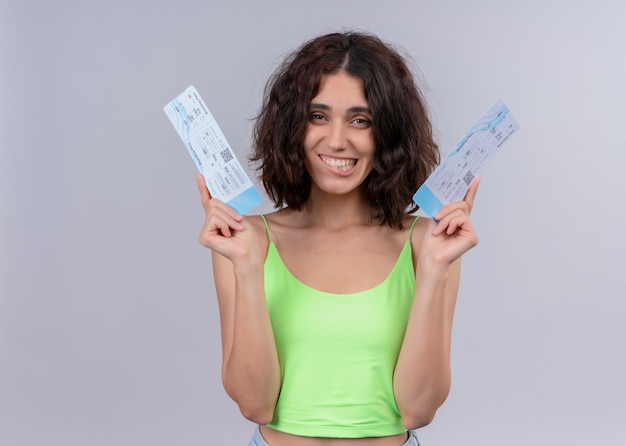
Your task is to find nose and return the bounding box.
[327,121,347,151]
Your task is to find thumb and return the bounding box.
[463,178,480,214]
[196,173,213,210]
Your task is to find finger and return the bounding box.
[432,208,463,235]
[463,177,481,214]
[433,200,469,224]
[196,173,212,210]
[214,219,234,238]
[210,206,245,232]
[444,213,468,235]
[200,223,232,246]
[195,174,245,224]
[200,216,234,244]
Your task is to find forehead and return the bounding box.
[312,72,368,106]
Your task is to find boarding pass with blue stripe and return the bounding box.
[164,85,263,214]
[413,99,520,217]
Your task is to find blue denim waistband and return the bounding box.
[248,426,420,446]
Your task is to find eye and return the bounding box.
[309,113,327,123]
[351,117,372,128]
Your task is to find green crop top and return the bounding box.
[261,215,418,438]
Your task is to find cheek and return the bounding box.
[360,136,376,159]
[358,130,375,150]
[363,145,376,173]
[303,126,321,150]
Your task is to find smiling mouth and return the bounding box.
[320,155,357,172]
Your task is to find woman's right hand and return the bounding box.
[195,174,261,265]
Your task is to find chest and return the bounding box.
[272,228,409,294]
[264,240,416,359]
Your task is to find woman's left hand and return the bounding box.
[418,179,480,270]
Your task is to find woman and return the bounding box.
[195,32,479,446]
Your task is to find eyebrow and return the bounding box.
[309,103,372,114]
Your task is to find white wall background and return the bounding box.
[2,0,625,445]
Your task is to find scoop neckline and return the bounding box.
[266,240,412,297]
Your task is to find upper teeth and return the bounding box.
[321,156,356,168]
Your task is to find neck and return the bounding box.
[302,186,374,230]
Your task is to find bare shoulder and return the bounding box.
[256,208,308,238]
[262,208,303,226]
[245,213,272,237]
[409,214,434,238]
[407,214,434,264]
[243,213,272,253]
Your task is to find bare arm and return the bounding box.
[212,251,281,424]
[393,257,461,429]
[197,174,281,424]
[393,179,480,429]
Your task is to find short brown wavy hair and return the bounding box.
[252,31,439,228]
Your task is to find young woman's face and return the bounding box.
[303,71,375,197]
